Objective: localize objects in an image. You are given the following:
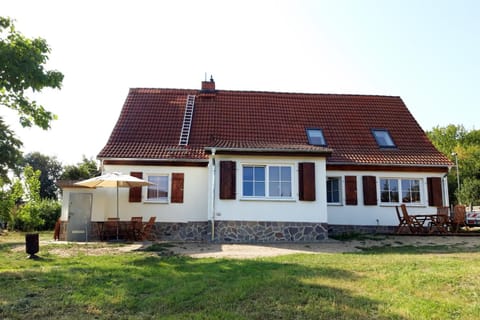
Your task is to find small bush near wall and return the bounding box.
[14,199,61,231]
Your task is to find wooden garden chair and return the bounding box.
[127,216,144,241]
[103,217,120,240]
[396,204,424,234]
[395,205,409,234]
[140,216,157,241]
[451,205,467,233]
[428,207,450,234]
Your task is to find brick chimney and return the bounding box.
[201,75,215,92]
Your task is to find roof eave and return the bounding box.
[205,147,332,156]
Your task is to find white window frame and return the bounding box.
[144,174,170,203]
[241,164,294,200]
[379,177,424,206]
[326,176,342,205]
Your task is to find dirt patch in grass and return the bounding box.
[10,235,480,259]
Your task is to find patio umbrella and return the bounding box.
[74,172,153,240]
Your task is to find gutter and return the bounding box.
[210,148,216,241]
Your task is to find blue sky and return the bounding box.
[2,0,479,164]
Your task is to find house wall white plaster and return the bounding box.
[326,170,449,226]
[63,164,209,223]
[210,155,328,223]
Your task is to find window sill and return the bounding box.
[240,197,296,202]
[380,203,426,208]
[143,200,169,204]
[327,203,343,206]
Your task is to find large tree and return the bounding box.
[427,125,480,205]
[0,17,63,181]
[23,152,62,200]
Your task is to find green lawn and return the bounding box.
[1,232,480,319]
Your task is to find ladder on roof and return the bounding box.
[179,95,196,145]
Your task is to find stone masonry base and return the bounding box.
[59,220,330,243]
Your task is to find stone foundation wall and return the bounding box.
[210,221,328,242]
[328,224,396,237]
[154,222,209,242]
[59,221,395,243]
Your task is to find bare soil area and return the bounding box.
[37,235,480,259]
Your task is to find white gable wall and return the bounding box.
[326,170,449,226]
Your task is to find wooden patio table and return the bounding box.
[411,214,448,234]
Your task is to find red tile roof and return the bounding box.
[98,86,452,168]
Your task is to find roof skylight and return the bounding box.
[306,128,326,146]
[372,129,396,148]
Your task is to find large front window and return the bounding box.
[242,165,292,198]
[380,178,422,204]
[147,175,169,201]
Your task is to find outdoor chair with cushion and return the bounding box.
[451,205,467,233]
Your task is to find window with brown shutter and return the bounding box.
[129,172,143,202]
[299,162,315,201]
[427,177,443,207]
[171,173,184,203]
[220,161,236,199]
[345,176,358,205]
[362,176,378,205]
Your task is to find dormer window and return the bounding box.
[306,128,326,146]
[372,129,396,148]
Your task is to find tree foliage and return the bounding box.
[0,16,63,182]
[0,17,63,129]
[23,152,62,200]
[0,118,22,182]
[61,156,100,180]
[427,124,480,205]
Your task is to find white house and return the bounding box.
[59,79,452,242]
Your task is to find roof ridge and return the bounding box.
[128,87,401,99]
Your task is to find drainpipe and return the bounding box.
[210,148,216,241]
[442,172,450,208]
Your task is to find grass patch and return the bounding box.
[1,232,480,319]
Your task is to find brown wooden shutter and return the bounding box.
[171,173,184,203]
[220,161,236,199]
[427,177,443,207]
[345,176,358,205]
[129,172,143,202]
[299,162,316,201]
[362,175,378,205]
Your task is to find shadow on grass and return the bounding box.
[355,243,480,255]
[0,254,406,320]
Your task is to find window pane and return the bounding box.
[281,182,291,197]
[255,182,265,196]
[244,167,253,180]
[254,167,265,181]
[243,181,253,196]
[147,176,168,200]
[380,178,398,203]
[269,181,280,197]
[401,179,421,203]
[281,166,291,180]
[327,177,340,203]
[269,166,279,181]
